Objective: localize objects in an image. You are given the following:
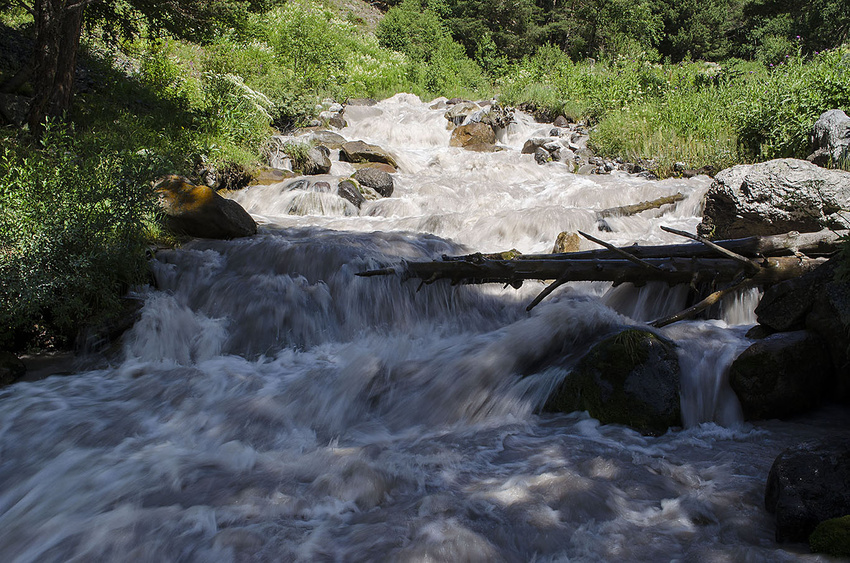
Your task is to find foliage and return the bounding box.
[0,123,157,351]
[734,46,850,160]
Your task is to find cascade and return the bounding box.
[0,94,837,561]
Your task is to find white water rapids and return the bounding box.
[1,94,847,561]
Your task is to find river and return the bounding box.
[0,94,845,562]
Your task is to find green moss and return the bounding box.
[810,515,850,557]
[544,329,681,434]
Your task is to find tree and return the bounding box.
[2,0,275,131]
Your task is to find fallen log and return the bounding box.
[442,229,845,263]
[596,193,686,220]
[358,227,837,319]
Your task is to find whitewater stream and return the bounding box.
[2,94,847,562]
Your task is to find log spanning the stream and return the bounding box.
[358,228,843,321]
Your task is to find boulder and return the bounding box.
[337,180,365,208]
[307,130,347,149]
[444,102,480,126]
[353,167,394,198]
[340,140,398,168]
[544,329,681,434]
[765,439,850,542]
[155,175,257,239]
[534,147,552,165]
[304,145,332,175]
[249,166,296,186]
[755,258,850,397]
[522,137,556,154]
[807,109,850,168]
[756,260,837,331]
[553,115,570,128]
[728,330,831,420]
[552,232,581,253]
[810,515,850,557]
[449,123,496,152]
[0,352,26,386]
[697,159,850,239]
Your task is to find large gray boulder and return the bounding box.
[729,330,831,420]
[543,329,681,434]
[155,175,257,239]
[353,167,394,198]
[340,140,398,169]
[765,440,850,542]
[697,159,850,239]
[807,109,850,168]
[303,145,332,175]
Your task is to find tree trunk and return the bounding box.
[28,0,85,131]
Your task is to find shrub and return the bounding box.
[0,123,157,351]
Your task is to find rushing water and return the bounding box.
[1,94,846,562]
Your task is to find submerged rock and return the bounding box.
[155,175,257,239]
[449,123,496,152]
[765,439,850,542]
[729,330,831,420]
[698,159,850,239]
[543,329,681,434]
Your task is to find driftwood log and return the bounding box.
[359,228,844,325]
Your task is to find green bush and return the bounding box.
[0,123,157,351]
[734,46,850,160]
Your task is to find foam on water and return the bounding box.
[0,94,842,562]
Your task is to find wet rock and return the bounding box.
[807,109,850,168]
[756,261,836,331]
[544,329,681,434]
[307,130,347,149]
[328,113,346,129]
[337,179,365,208]
[810,515,850,557]
[311,181,332,193]
[340,140,398,168]
[522,137,553,154]
[449,123,496,152]
[552,232,581,253]
[534,147,552,164]
[755,258,850,397]
[155,175,257,239]
[353,167,394,198]
[249,166,296,186]
[729,331,831,420]
[444,102,480,126]
[765,439,850,542]
[0,352,26,386]
[553,115,570,128]
[304,145,332,175]
[697,159,850,239]
[577,164,596,175]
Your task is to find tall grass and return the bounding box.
[499,45,850,174]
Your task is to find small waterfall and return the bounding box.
[2,94,831,563]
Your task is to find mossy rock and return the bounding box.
[544,329,681,434]
[810,515,850,557]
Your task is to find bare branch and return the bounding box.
[660,225,760,275]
